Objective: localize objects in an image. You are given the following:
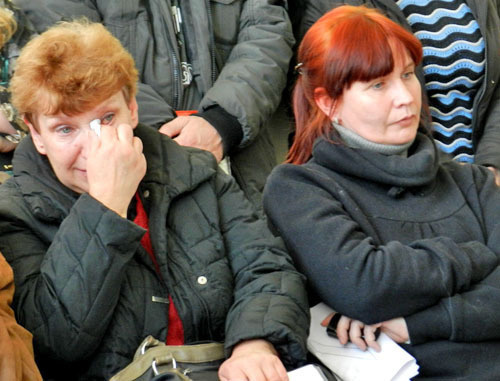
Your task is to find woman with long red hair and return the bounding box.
[264,5,500,380]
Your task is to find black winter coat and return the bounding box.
[264,133,500,380]
[0,125,309,380]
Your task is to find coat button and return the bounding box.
[143,190,150,198]
[197,276,207,285]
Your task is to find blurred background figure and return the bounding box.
[15,0,295,210]
[0,0,34,183]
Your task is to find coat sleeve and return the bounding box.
[0,192,145,362]
[200,0,295,147]
[263,164,499,325]
[472,1,500,168]
[214,170,309,368]
[474,78,500,169]
[405,164,500,344]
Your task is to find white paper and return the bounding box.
[288,364,328,381]
[308,303,419,381]
[90,118,101,137]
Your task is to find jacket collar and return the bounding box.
[311,132,440,189]
[134,124,216,199]
[12,124,217,221]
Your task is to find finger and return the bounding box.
[87,125,101,154]
[116,123,134,143]
[321,313,335,327]
[159,116,187,137]
[248,366,267,381]
[349,321,367,351]
[98,122,119,141]
[336,316,351,345]
[132,136,144,153]
[272,359,289,381]
[218,362,247,381]
[363,325,381,352]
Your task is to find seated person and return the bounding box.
[264,6,500,380]
[0,19,309,380]
[0,252,41,381]
[293,0,500,183]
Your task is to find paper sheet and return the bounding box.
[308,303,419,381]
[288,364,329,381]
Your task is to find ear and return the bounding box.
[314,87,340,121]
[24,116,46,155]
[128,97,139,128]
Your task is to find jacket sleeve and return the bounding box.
[263,164,499,325]
[0,192,145,362]
[200,0,295,147]
[405,164,500,344]
[214,170,309,368]
[474,77,500,169]
[466,0,500,168]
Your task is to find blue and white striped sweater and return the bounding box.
[397,0,485,163]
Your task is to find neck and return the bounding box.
[333,122,413,157]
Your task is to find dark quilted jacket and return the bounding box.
[0,125,308,380]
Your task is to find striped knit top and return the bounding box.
[396,0,485,163]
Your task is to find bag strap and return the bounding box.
[110,336,225,381]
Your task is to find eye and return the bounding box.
[55,125,73,135]
[402,71,415,80]
[372,81,384,90]
[101,113,115,125]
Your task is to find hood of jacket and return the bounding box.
[311,132,440,190]
[11,124,217,222]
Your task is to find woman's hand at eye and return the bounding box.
[87,123,146,218]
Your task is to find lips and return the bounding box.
[395,115,415,125]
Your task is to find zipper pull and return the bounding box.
[171,5,182,35]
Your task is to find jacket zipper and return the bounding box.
[161,0,182,109]
[205,0,217,84]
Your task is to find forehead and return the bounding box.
[35,91,128,126]
[390,39,414,68]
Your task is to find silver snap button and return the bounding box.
[143,190,150,198]
[197,276,207,285]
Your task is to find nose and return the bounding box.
[78,126,93,160]
[393,80,415,107]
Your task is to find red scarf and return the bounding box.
[134,193,184,345]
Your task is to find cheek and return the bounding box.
[48,144,81,171]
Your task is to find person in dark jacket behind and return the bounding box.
[0,19,309,380]
[293,0,500,184]
[15,0,296,211]
[264,6,500,380]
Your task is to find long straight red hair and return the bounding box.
[287,5,423,164]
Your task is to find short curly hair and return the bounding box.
[10,19,138,121]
